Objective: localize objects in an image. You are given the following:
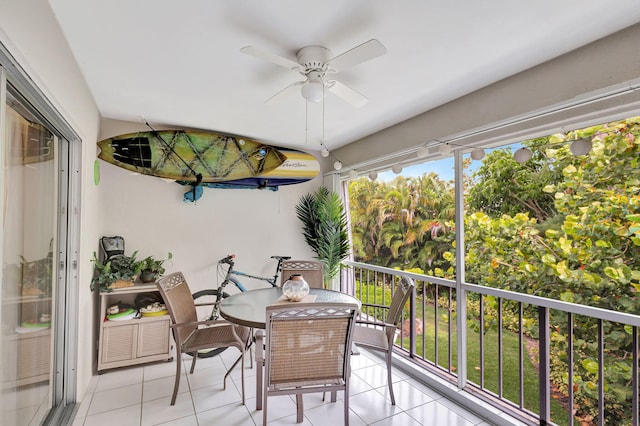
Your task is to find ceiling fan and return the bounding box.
[240,39,386,107]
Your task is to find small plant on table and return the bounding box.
[90,251,142,292]
[138,252,172,282]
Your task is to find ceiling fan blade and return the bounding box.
[240,46,301,71]
[265,80,305,105]
[327,39,386,72]
[327,80,368,108]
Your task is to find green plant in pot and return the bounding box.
[90,251,143,292]
[19,252,53,297]
[138,252,172,283]
[295,187,350,287]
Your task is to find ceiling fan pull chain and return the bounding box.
[322,87,325,142]
[304,100,309,145]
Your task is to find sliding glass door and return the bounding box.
[0,63,75,423]
[1,86,59,425]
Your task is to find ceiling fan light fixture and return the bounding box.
[301,80,325,103]
[242,40,385,107]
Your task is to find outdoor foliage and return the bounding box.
[348,117,640,424]
[467,138,563,222]
[349,173,456,272]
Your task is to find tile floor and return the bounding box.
[71,348,518,426]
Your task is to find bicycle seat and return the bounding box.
[271,256,291,261]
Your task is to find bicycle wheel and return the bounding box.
[191,289,230,358]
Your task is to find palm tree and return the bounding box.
[349,179,384,262]
[295,187,350,285]
[347,173,456,272]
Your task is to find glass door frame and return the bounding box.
[1,41,82,424]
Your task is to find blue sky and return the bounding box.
[378,157,457,182]
[377,143,523,182]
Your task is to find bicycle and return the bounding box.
[191,254,291,358]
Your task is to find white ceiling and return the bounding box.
[49,1,640,151]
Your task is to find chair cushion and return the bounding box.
[352,324,389,350]
[182,324,249,352]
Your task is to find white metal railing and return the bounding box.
[343,260,640,426]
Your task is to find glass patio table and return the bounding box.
[219,287,360,410]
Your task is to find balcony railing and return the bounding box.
[343,260,640,426]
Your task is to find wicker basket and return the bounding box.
[109,279,134,289]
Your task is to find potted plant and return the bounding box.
[90,251,143,292]
[138,252,172,283]
[19,252,53,297]
[295,187,350,287]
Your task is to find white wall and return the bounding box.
[98,119,320,293]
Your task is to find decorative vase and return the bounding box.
[282,274,310,301]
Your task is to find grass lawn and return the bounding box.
[400,300,570,424]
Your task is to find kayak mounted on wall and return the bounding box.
[177,147,320,201]
[97,129,320,202]
[97,129,286,182]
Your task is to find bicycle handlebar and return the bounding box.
[218,254,235,265]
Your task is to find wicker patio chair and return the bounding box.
[156,272,251,406]
[280,260,324,288]
[263,302,359,425]
[352,275,415,405]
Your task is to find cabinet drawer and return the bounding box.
[102,324,137,363]
[137,320,169,357]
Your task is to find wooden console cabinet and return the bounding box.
[97,282,171,372]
